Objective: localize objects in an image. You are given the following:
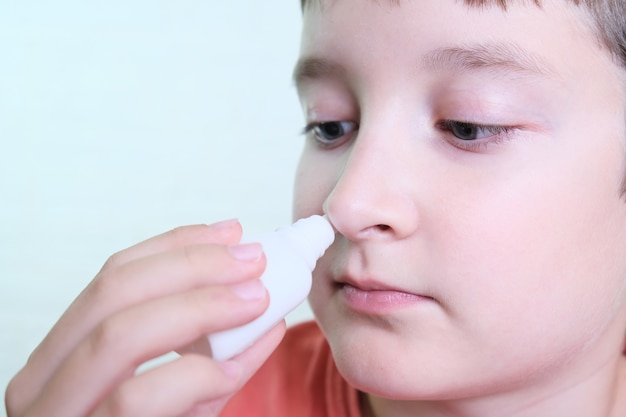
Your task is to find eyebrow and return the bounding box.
[420,43,555,78]
[293,42,556,88]
[292,57,346,87]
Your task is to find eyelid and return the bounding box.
[438,119,514,136]
[437,119,519,151]
[302,120,359,146]
[301,120,356,134]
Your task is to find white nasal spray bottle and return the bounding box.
[208,214,335,361]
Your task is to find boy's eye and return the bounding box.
[303,121,358,145]
[438,120,513,141]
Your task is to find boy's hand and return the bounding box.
[5,219,286,417]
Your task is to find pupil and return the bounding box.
[453,122,477,140]
[321,122,343,139]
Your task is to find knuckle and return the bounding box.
[88,269,120,305]
[101,249,126,271]
[87,316,124,359]
[191,286,233,308]
[180,243,215,275]
[103,383,139,417]
[169,224,211,247]
[180,288,223,321]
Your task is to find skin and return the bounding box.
[293,0,626,416]
[6,1,626,417]
[5,220,286,417]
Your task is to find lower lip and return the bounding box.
[339,284,433,313]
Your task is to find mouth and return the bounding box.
[335,279,436,314]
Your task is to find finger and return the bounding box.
[178,313,286,360]
[231,320,287,383]
[181,321,288,417]
[12,242,265,417]
[80,242,266,323]
[101,219,243,272]
[90,354,241,417]
[23,282,269,417]
[6,220,249,417]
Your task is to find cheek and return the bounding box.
[292,145,338,220]
[439,138,626,347]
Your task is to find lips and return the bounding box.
[335,277,435,313]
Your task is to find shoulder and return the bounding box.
[221,321,361,417]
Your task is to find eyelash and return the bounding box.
[302,121,358,147]
[437,120,517,151]
[302,119,517,151]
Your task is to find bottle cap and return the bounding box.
[277,215,335,270]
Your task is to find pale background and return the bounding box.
[0,1,311,406]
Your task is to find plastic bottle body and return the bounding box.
[208,215,334,361]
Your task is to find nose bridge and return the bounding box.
[333,129,393,197]
[324,115,420,240]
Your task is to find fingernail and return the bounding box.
[230,280,266,300]
[210,218,239,230]
[218,360,241,380]
[228,243,262,262]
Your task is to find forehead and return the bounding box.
[300,0,584,45]
[296,0,617,88]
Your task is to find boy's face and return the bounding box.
[293,0,626,402]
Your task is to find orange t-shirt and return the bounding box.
[220,321,362,417]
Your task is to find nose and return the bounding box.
[324,128,420,242]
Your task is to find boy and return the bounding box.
[6,0,626,416]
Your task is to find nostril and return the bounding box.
[377,224,391,231]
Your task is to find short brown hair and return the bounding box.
[300,0,626,69]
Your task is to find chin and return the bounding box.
[324,326,455,400]
[322,322,531,402]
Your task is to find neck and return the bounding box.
[363,356,626,417]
